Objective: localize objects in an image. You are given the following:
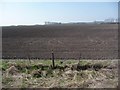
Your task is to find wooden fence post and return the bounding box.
[78,53,81,64]
[52,50,55,68]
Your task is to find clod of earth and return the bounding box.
[6,65,19,76]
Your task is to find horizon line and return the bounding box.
[1,21,118,27]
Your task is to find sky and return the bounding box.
[0,2,118,26]
[1,0,119,2]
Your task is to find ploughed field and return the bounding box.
[2,24,118,59]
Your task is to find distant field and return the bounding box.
[2,23,118,59]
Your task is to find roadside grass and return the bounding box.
[0,59,2,69]
[1,59,118,88]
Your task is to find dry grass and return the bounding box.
[1,59,118,88]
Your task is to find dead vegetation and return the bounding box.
[1,59,118,88]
